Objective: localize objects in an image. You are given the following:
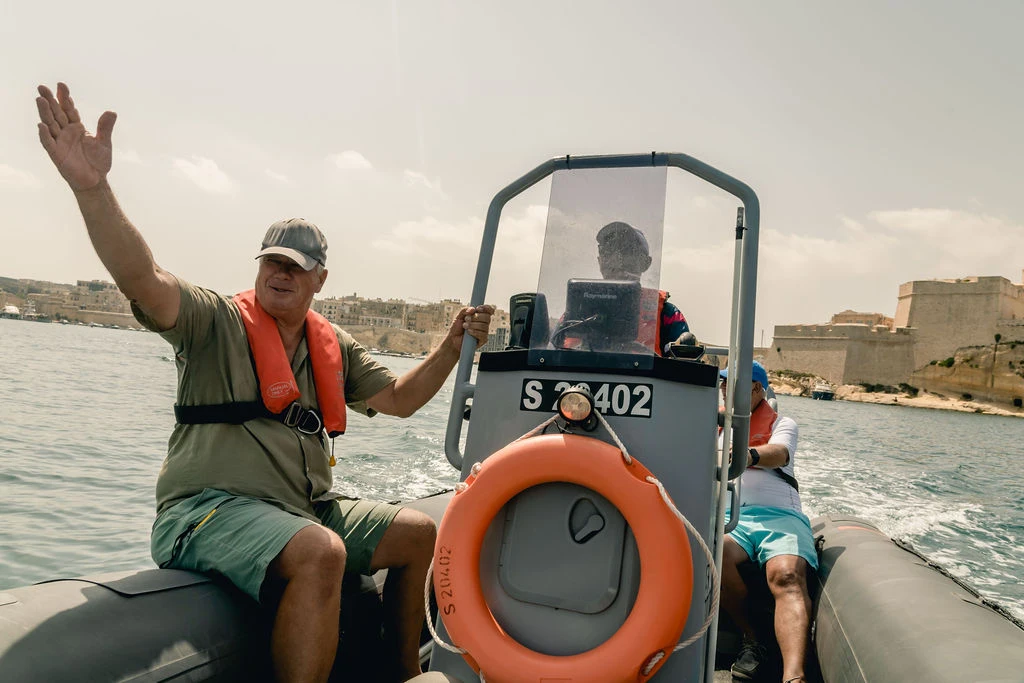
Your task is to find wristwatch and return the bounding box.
[748,448,761,467]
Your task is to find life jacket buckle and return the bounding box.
[282,401,324,435]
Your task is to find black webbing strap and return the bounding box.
[773,469,800,492]
[175,401,267,425]
[175,401,326,435]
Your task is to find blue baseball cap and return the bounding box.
[719,360,769,388]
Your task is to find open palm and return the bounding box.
[36,83,116,191]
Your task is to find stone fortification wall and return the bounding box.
[912,343,1024,406]
[768,324,915,386]
[896,277,1022,371]
[841,329,916,385]
[767,325,848,385]
[770,274,1024,401]
[997,318,1024,341]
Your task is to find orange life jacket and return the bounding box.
[636,288,668,355]
[723,397,798,490]
[718,398,777,451]
[233,290,347,437]
[748,399,778,449]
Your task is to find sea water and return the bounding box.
[1,318,1022,620]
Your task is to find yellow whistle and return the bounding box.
[329,455,336,467]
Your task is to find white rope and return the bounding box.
[513,413,558,442]
[423,558,467,655]
[595,409,721,655]
[594,410,632,464]
[641,650,665,676]
[646,475,722,653]
[423,561,491,681]
[426,411,722,679]
[423,417,558,665]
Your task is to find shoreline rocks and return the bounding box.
[770,372,1024,418]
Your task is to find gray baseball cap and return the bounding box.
[256,218,328,271]
[596,221,650,256]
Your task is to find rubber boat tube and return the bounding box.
[812,516,1024,683]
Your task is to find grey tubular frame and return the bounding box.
[443,152,760,683]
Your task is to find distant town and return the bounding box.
[4,271,1023,409]
[0,276,512,354]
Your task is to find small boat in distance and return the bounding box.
[811,380,835,400]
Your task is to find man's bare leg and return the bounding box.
[720,536,756,638]
[268,525,348,683]
[765,555,811,683]
[370,508,438,681]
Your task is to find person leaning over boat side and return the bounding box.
[719,361,816,683]
[594,221,690,354]
[35,82,494,683]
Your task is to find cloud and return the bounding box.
[372,216,479,255]
[657,207,1024,342]
[172,156,237,194]
[870,208,957,232]
[329,150,373,170]
[265,168,291,184]
[0,164,42,190]
[115,149,142,165]
[866,208,1024,276]
[838,215,866,233]
[402,169,447,199]
[352,204,547,307]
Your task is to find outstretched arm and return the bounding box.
[366,305,495,417]
[37,82,179,331]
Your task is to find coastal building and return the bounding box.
[0,287,24,314]
[770,320,915,387]
[829,310,894,329]
[406,299,466,335]
[3,273,516,354]
[356,298,407,329]
[894,274,1024,372]
[315,295,467,335]
[478,308,512,352]
[68,280,133,315]
[768,271,1024,393]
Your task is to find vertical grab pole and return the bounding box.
[444,159,560,471]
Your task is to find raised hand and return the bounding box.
[36,83,117,191]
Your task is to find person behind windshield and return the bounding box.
[36,81,495,683]
[719,361,815,683]
[595,221,690,355]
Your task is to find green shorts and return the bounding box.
[151,488,402,602]
[726,505,818,570]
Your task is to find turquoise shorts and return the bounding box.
[726,505,818,570]
[151,488,401,602]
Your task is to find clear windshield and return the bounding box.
[529,166,667,356]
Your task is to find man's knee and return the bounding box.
[765,556,808,596]
[372,508,436,570]
[273,524,348,582]
[394,508,437,552]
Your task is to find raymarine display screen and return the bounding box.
[563,279,641,345]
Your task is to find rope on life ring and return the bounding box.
[428,432,696,683]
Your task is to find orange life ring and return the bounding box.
[433,433,693,683]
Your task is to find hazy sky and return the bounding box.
[2,1,1022,343]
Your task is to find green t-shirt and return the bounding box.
[133,278,398,520]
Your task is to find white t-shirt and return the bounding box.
[739,414,801,512]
